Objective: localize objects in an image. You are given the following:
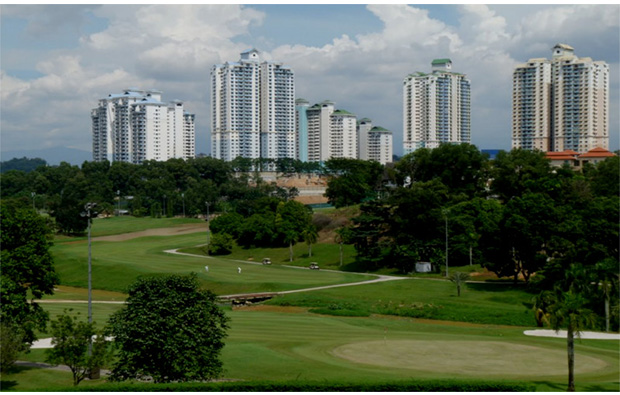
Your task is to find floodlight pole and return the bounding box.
[205,201,211,255]
[31,192,36,211]
[117,190,120,216]
[443,208,449,277]
[80,202,97,355]
[181,193,185,218]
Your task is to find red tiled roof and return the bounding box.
[578,147,616,158]
[547,155,578,161]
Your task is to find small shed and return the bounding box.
[415,261,432,273]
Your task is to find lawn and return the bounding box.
[51,232,369,295]
[55,216,205,241]
[5,306,619,391]
[265,279,538,327]
[9,216,616,392]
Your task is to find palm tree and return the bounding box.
[303,226,318,258]
[536,288,598,392]
[448,272,470,297]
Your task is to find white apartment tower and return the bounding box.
[211,49,295,161]
[358,118,393,165]
[91,89,195,163]
[512,44,609,152]
[306,101,357,162]
[403,59,471,155]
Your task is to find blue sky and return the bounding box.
[1,4,618,157]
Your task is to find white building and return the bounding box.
[211,49,296,162]
[403,59,471,155]
[91,89,195,163]
[357,118,393,165]
[512,44,609,152]
[305,101,357,162]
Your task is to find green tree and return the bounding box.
[303,225,318,257]
[490,149,552,202]
[395,144,490,198]
[208,233,234,255]
[275,200,313,262]
[45,311,109,386]
[324,158,384,208]
[108,274,228,383]
[0,203,58,350]
[449,272,470,297]
[535,287,598,392]
[0,322,27,371]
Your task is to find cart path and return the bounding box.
[164,248,409,299]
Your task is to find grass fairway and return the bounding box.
[220,308,619,391]
[10,217,613,392]
[266,278,537,326]
[52,232,369,295]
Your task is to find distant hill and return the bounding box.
[0,146,92,166]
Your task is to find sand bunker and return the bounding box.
[331,340,607,377]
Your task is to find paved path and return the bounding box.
[524,329,620,340]
[163,248,409,299]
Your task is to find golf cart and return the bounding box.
[309,262,320,270]
[262,258,272,265]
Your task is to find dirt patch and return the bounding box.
[332,340,608,376]
[92,223,208,242]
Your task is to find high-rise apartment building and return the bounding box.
[512,44,609,152]
[211,49,295,162]
[403,59,471,155]
[305,101,357,162]
[295,98,310,162]
[91,89,195,163]
[358,118,393,165]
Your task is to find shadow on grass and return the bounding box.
[0,380,18,390]
[531,380,566,392]
[583,383,620,392]
[467,282,531,293]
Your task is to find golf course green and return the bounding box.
[4,217,618,392]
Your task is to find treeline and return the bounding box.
[0,157,319,234]
[330,144,618,329]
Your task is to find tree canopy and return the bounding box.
[0,202,58,345]
[108,273,229,383]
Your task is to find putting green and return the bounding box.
[331,340,608,377]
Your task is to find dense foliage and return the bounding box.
[342,144,619,330]
[0,157,307,234]
[45,311,110,386]
[0,202,58,346]
[35,379,536,392]
[107,274,229,383]
[0,157,47,173]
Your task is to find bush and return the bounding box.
[37,379,536,392]
[0,322,27,371]
[208,233,233,255]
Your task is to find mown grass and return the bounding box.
[55,216,204,241]
[182,241,357,270]
[267,278,537,327]
[13,216,615,392]
[51,232,369,295]
[7,306,617,391]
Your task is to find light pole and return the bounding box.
[116,190,120,216]
[163,195,167,218]
[443,208,449,277]
[205,201,211,254]
[31,192,36,211]
[181,193,185,218]
[80,203,97,349]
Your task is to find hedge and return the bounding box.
[35,379,535,392]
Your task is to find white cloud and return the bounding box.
[1,4,618,156]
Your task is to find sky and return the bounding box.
[1,3,619,157]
